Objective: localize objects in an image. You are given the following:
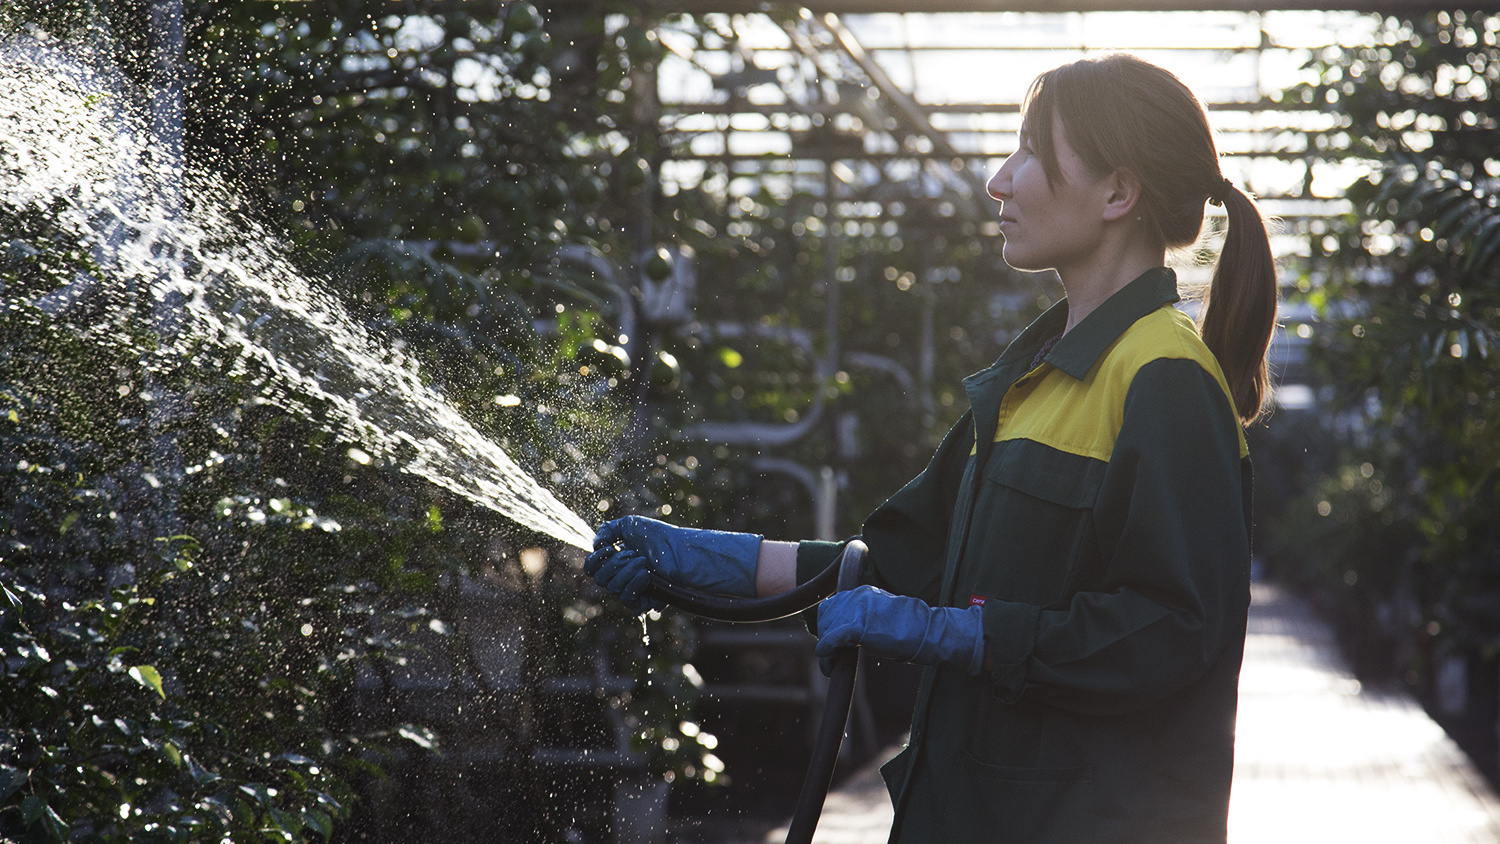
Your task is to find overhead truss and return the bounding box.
[645,7,1396,272]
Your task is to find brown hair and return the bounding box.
[1022,53,1277,425]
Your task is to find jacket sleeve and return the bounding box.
[796,412,974,606]
[981,358,1251,714]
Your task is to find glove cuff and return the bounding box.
[958,604,987,676]
[913,604,987,676]
[681,528,763,598]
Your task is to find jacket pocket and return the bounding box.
[955,754,1095,841]
[964,440,1103,605]
[986,439,1104,509]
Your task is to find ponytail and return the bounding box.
[1198,183,1277,426]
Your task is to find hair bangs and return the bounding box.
[1019,71,1064,188]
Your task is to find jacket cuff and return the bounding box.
[795,540,846,585]
[795,539,849,636]
[981,599,1040,703]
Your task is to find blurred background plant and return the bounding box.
[1266,10,1500,775]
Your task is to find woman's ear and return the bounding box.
[1100,168,1142,222]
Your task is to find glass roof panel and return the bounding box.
[654,9,1374,273]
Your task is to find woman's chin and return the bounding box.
[1000,246,1041,273]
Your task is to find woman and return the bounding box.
[588,53,1276,843]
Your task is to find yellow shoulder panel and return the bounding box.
[995,307,1250,460]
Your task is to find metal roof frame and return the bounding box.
[634,6,1411,274]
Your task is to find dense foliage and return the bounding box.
[0,2,719,841]
[1268,13,1500,694]
[0,207,383,841]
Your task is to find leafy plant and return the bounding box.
[1269,11,1500,689]
[2,3,729,839]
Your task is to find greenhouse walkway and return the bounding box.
[749,582,1500,844]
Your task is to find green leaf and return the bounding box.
[41,802,68,837]
[269,807,301,839]
[1448,203,1490,247]
[1465,216,1500,273]
[0,765,27,801]
[18,794,69,838]
[314,791,343,813]
[186,754,220,786]
[238,782,272,806]
[199,795,234,825]
[1430,189,1473,231]
[304,808,333,839]
[1430,332,1446,363]
[128,664,165,698]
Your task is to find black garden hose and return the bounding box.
[645,540,867,844]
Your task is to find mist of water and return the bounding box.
[1,33,594,551]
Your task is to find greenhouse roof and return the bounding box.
[637,8,1417,271]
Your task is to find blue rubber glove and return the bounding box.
[587,515,762,606]
[583,547,662,614]
[815,585,986,676]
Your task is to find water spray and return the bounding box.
[0,33,594,551]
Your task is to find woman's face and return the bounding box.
[986,115,1112,274]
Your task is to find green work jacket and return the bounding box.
[798,268,1252,844]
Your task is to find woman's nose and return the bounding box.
[986,169,1007,201]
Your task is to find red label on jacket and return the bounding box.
[969,594,987,607]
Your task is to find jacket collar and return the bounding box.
[962,267,1180,457]
[1039,267,1181,380]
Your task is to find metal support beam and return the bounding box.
[811,13,992,213]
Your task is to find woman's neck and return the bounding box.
[1057,237,1165,335]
